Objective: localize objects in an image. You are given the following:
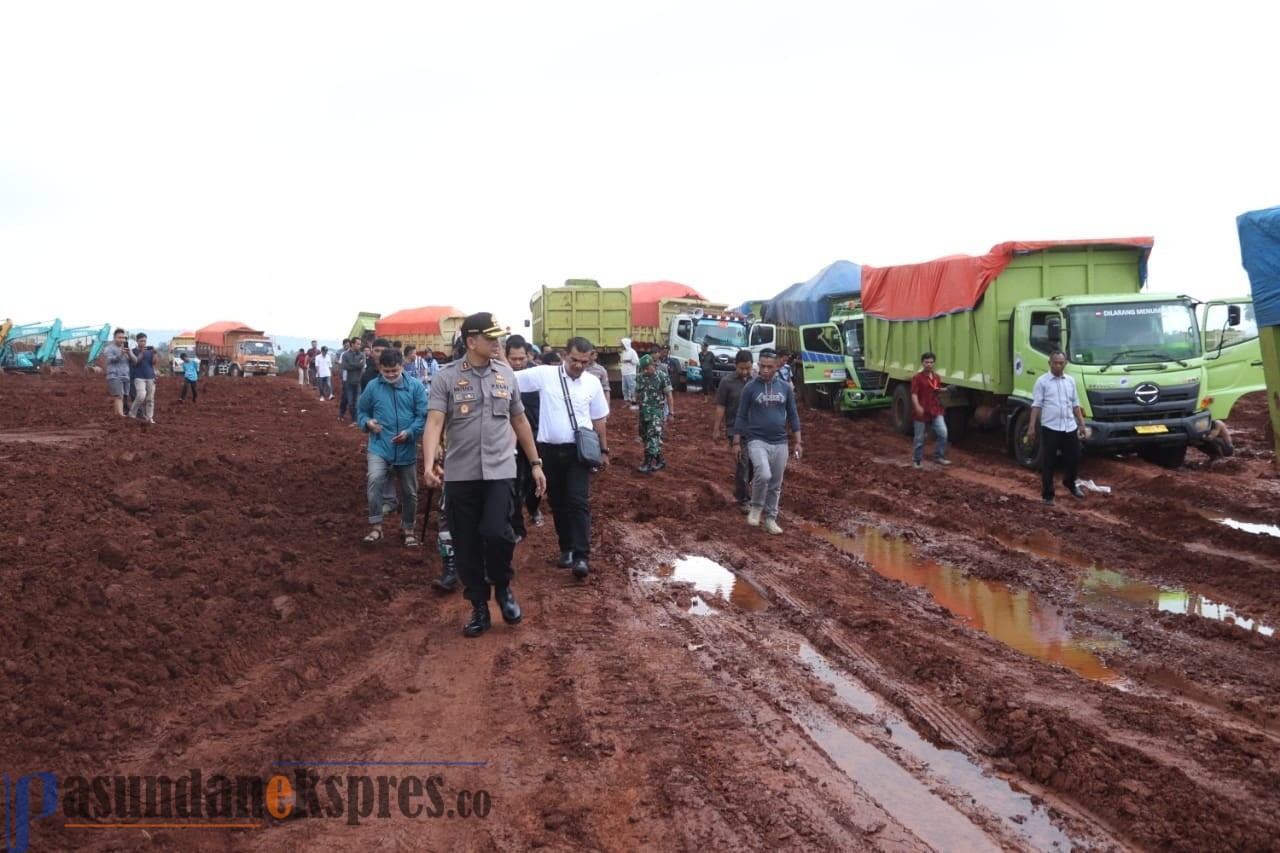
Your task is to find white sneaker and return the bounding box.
[763,517,783,535]
[746,506,762,527]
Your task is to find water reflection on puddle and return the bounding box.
[1209,516,1280,538]
[798,522,1128,686]
[799,644,1076,851]
[1082,569,1276,637]
[647,556,769,614]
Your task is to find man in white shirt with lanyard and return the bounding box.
[515,336,611,579]
[1024,349,1087,506]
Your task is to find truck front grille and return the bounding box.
[1086,382,1199,421]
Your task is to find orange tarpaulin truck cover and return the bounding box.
[376,306,464,337]
[861,239,1154,322]
[195,321,260,346]
[628,281,707,328]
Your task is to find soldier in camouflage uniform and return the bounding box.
[636,355,675,473]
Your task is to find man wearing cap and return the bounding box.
[423,312,546,638]
[514,337,611,578]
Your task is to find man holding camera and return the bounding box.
[128,333,158,424]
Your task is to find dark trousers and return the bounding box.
[1039,426,1081,499]
[511,451,542,540]
[339,377,360,420]
[180,379,198,401]
[729,437,753,504]
[539,442,591,559]
[445,479,517,604]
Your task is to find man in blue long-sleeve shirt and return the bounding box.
[732,349,802,534]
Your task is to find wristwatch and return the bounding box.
[530,458,544,466]
[600,448,610,455]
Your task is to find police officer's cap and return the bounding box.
[461,312,505,339]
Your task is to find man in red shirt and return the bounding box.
[910,351,950,468]
[294,348,309,387]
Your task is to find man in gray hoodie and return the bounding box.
[732,348,803,535]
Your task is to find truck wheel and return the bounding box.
[228,364,242,377]
[801,381,821,410]
[890,384,913,435]
[944,407,969,443]
[1139,445,1187,468]
[1011,408,1041,469]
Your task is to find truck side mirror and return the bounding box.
[1046,316,1062,345]
[1227,304,1241,326]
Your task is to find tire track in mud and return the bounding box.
[613,523,1108,850]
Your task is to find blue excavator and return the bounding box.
[0,320,111,371]
[0,318,63,371]
[53,323,112,367]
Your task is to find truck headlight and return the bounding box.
[1193,415,1211,433]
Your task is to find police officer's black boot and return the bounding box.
[637,454,653,473]
[463,603,491,637]
[432,553,458,592]
[652,454,666,471]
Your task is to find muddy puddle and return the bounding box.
[1202,512,1280,538]
[798,643,1077,851]
[1081,568,1276,637]
[645,555,770,614]
[798,522,1128,686]
[991,531,1277,637]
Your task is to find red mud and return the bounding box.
[2,369,1277,851]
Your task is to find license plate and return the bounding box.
[1134,424,1168,435]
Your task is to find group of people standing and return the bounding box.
[102,328,198,422]
[351,315,612,638]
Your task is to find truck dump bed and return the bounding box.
[862,240,1152,393]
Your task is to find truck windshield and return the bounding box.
[1065,301,1201,365]
[239,341,274,355]
[693,320,748,348]
[840,320,864,359]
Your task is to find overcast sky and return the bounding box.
[3,0,1277,342]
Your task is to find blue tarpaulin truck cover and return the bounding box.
[763,260,861,327]
[1238,207,1280,328]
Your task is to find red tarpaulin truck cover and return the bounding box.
[861,239,1154,322]
[628,281,706,328]
[376,306,464,337]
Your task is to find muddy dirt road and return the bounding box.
[2,370,1277,851]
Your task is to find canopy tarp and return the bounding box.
[862,239,1154,321]
[1239,207,1280,328]
[196,321,258,346]
[763,260,861,327]
[376,306,464,337]
[628,281,707,328]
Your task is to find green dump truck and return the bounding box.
[529,279,775,393]
[862,239,1263,468]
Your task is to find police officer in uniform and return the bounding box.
[423,313,546,637]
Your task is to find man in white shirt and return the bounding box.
[619,337,639,409]
[1024,350,1087,505]
[314,346,334,400]
[515,337,611,578]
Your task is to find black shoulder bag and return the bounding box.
[559,368,602,467]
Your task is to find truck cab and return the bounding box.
[1009,294,1216,467]
[674,312,775,390]
[795,302,890,412]
[1199,298,1265,420]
